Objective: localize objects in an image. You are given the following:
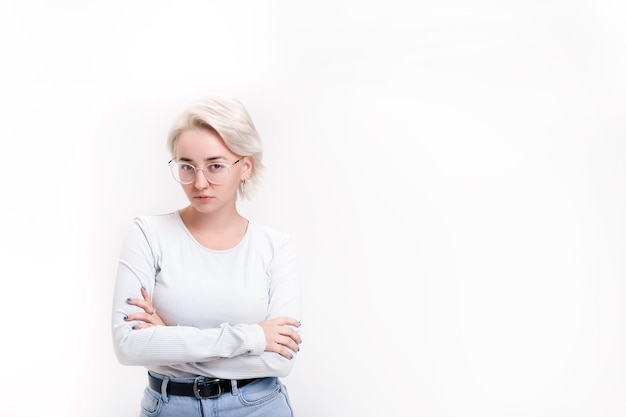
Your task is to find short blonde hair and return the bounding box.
[167,96,264,200]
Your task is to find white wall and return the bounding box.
[1,1,625,416]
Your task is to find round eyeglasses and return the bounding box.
[168,159,241,185]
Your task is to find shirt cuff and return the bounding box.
[245,323,266,355]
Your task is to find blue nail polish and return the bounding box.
[126,298,132,302]
[132,325,136,330]
[291,353,294,359]
[123,315,128,320]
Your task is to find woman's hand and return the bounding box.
[258,317,301,359]
[125,287,166,329]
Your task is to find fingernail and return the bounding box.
[291,354,294,359]
[297,346,300,352]
[123,315,128,320]
[132,325,136,330]
[126,298,132,302]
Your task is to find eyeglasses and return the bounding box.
[168,159,241,185]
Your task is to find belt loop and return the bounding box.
[230,380,239,395]
[160,375,170,403]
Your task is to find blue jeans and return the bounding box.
[139,372,295,417]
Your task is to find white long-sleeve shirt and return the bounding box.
[111,211,302,379]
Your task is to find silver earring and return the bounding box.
[241,179,246,194]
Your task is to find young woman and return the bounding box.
[111,96,302,417]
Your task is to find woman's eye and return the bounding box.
[208,164,225,172]
[181,164,194,171]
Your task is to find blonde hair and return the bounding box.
[167,96,264,200]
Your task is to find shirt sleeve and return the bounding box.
[111,218,267,367]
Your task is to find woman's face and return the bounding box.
[174,127,250,214]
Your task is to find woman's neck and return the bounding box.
[179,206,249,250]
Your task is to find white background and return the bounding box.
[1,0,625,416]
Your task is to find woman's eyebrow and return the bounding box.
[177,156,226,163]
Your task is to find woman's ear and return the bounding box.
[241,156,253,180]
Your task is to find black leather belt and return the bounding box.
[149,373,256,399]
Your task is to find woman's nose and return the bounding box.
[194,169,210,189]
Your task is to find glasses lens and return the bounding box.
[203,163,230,185]
[170,162,195,184]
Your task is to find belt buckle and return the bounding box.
[193,379,222,399]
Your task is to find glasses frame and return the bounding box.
[168,158,241,185]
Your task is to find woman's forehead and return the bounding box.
[176,128,234,161]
